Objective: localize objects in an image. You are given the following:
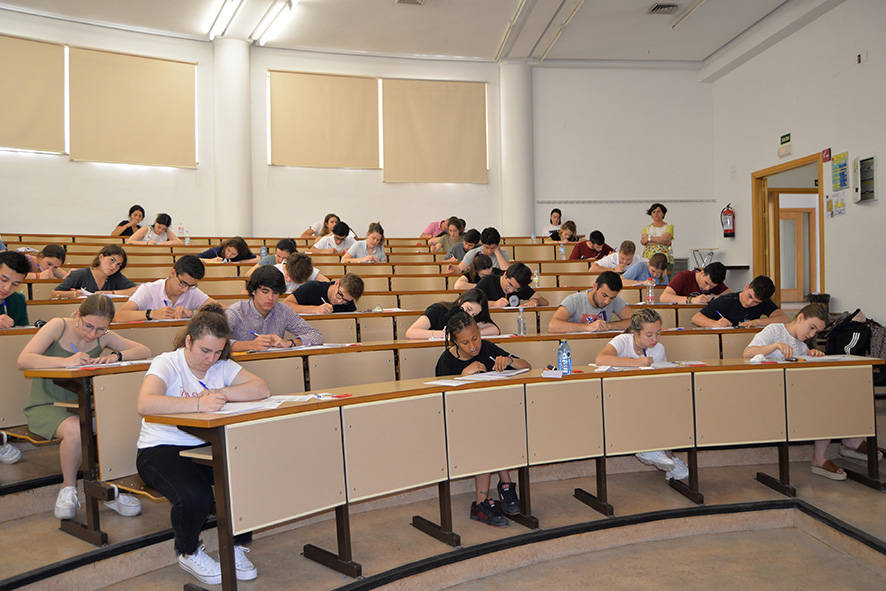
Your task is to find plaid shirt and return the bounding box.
[225,299,323,346]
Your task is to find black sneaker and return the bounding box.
[497,481,520,515]
[470,499,509,527]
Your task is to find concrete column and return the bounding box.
[499,60,535,236]
[212,38,252,235]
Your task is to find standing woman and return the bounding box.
[136,304,269,585]
[127,213,183,245]
[640,203,674,263]
[18,295,152,518]
[111,205,146,237]
[51,244,138,299]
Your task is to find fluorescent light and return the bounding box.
[252,0,288,42]
[208,0,244,41]
[259,0,299,46]
[672,0,707,29]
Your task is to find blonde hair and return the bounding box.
[624,308,662,334]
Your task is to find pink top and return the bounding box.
[423,220,445,237]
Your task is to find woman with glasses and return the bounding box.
[50,244,139,299]
[17,294,152,520]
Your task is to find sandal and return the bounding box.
[839,441,884,462]
[811,460,847,481]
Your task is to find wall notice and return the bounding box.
[832,151,849,191]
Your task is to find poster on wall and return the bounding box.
[825,194,835,218]
[833,190,847,216]
[831,152,849,191]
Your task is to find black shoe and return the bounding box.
[497,481,520,515]
[470,499,509,527]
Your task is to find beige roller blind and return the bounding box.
[0,35,64,153]
[270,71,378,168]
[69,47,196,168]
[382,79,487,184]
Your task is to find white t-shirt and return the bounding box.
[746,323,809,359]
[274,262,318,293]
[137,349,243,448]
[606,332,667,363]
[596,252,647,270]
[129,278,210,311]
[347,240,387,262]
[137,226,168,244]
[313,234,356,252]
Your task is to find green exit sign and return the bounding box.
[780,133,791,145]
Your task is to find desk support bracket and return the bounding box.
[574,456,614,516]
[303,504,362,578]
[412,480,460,547]
[756,441,796,497]
[668,448,704,504]
[505,466,540,529]
[841,435,885,492]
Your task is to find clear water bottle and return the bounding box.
[184,230,191,245]
[260,245,268,258]
[530,231,536,242]
[558,243,566,260]
[557,340,572,375]
[646,282,655,305]
[532,269,540,289]
[517,308,526,336]
[178,223,183,236]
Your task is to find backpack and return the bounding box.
[825,309,871,355]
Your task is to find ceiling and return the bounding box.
[1,0,792,63]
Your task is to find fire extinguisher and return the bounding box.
[721,203,735,238]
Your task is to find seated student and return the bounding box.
[405,288,499,339]
[691,275,789,328]
[51,245,138,299]
[621,253,669,286]
[545,220,578,243]
[660,262,729,304]
[0,235,6,251]
[0,251,31,329]
[457,227,511,273]
[569,230,615,262]
[477,262,549,308]
[595,308,688,480]
[444,228,480,263]
[136,305,269,585]
[548,271,635,333]
[25,244,69,280]
[244,238,298,278]
[545,208,562,239]
[453,253,500,291]
[111,204,145,237]
[435,309,530,526]
[197,237,259,264]
[589,240,645,274]
[18,295,151,519]
[302,213,341,240]
[225,267,322,352]
[116,255,219,321]
[308,221,356,256]
[420,218,448,240]
[342,222,387,263]
[430,217,465,253]
[284,273,365,314]
[127,213,183,245]
[278,252,329,293]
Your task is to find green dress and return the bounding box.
[24,322,102,440]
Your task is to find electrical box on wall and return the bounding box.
[853,156,876,202]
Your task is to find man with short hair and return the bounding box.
[0,250,31,328]
[660,262,730,304]
[477,262,549,308]
[691,275,789,328]
[226,266,323,352]
[117,255,220,321]
[569,230,615,262]
[548,271,635,333]
[309,222,356,256]
[285,272,364,314]
[245,238,298,278]
[589,240,645,274]
[445,228,480,263]
[621,253,669,286]
[458,227,511,272]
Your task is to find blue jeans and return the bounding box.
[137,444,251,555]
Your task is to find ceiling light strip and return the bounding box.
[208,0,244,41]
[672,0,707,29]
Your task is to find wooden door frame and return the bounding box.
[752,154,825,303]
[778,206,817,302]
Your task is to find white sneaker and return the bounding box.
[234,545,258,580]
[54,486,80,520]
[665,456,690,481]
[635,450,676,472]
[178,544,222,585]
[104,492,142,517]
[0,442,22,464]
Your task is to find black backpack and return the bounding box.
[825,309,871,355]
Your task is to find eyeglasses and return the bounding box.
[336,286,353,305]
[81,321,109,335]
[178,278,199,290]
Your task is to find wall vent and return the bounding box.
[648,3,680,15]
[395,0,427,5]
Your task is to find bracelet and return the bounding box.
[196,396,200,413]
[686,296,692,304]
[112,350,123,362]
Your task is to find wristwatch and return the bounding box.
[145,309,152,320]
[112,350,123,362]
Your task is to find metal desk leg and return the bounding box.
[412,480,461,546]
[668,448,705,504]
[574,456,614,516]
[756,441,796,497]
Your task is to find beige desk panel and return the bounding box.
[342,394,447,502]
[502,339,558,370]
[513,245,556,261]
[358,316,396,342]
[95,372,148,481]
[445,385,527,478]
[620,289,641,304]
[540,260,591,274]
[200,265,240,278]
[566,338,608,368]
[399,345,445,380]
[492,310,525,336]
[677,307,699,328]
[603,373,694,455]
[786,366,875,441]
[398,264,443,275]
[314,264,345,277]
[239,357,305,395]
[534,274,558,288]
[558,274,597,289]
[309,317,358,344]
[226,409,345,536]
[721,332,758,359]
[396,314,424,340]
[308,350,395,391]
[358,294,399,310]
[27,302,85,322]
[538,309,558,333]
[113,324,181,356]
[525,380,603,465]
[0,333,41,429]
[391,276,447,291]
[360,276,390,292]
[660,333,719,362]
[694,370,786,447]
[658,308,677,329]
[185,279,247,297]
[27,283,56,300]
[400,293,448,312]
[387,254,435,263]
[348,264,393,276]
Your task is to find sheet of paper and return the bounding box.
[267,394,319,403]
[214,399,284,415]
[424,379,466,387]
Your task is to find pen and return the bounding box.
[1,299,5,315]
[198,380,209,390]
[71,344,79,353]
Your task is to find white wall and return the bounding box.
[531,65,718,264]
[711,0,886,317]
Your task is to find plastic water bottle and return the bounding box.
[260,245,268,258]
[530,231,536,242]
[558,243,566,260]
[178,223,183,235]
[532,269,540,289]
[184,230,190,245]
[558,340,572,375]
[646,282,655,305]
[517,308,526,337]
